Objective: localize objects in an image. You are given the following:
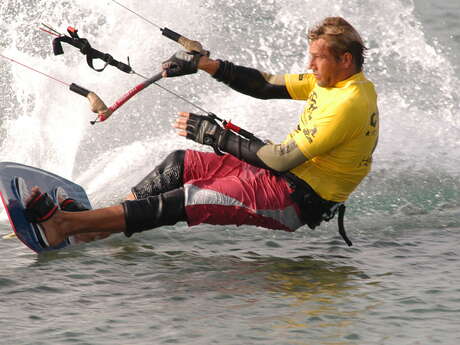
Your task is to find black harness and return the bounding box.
[284,172,352,246]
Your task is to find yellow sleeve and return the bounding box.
[292,102,357,158]
[284,73,316,100]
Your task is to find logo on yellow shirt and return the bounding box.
[365,112,378,137]
[306,92,318,120]
[302,127,318,144]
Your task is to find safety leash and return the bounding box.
[207,113,264,143]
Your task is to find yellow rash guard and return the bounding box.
[284,72,379,202]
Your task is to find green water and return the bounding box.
[1,222,459,344]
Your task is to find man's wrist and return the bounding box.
[197,56,220,76]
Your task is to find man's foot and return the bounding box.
[25,186,67,247]
[55,187,110,244]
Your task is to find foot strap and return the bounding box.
[25,192,58,223]
[60,198,88,212]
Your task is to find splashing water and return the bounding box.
[1,0,459,217]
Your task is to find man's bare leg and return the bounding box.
[63,192,136,244]
[28,187,127,247]
[77,192,135,242]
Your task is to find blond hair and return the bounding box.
[308,17,367,70]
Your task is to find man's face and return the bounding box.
[308,38,343,87]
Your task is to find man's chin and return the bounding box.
[316,79,326,87]
[316,78,333,88]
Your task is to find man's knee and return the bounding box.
[131,150,186,199]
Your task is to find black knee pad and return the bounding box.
[122,188,186,237]
[132,150,185,199]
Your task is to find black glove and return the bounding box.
[162,50,201,77]
[185,113,270,168]
[185,113,225,152]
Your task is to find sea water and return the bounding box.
[0,0,459,344]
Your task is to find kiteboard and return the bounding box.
[0,162,92,253]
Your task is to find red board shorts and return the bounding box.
[183,150,304,232]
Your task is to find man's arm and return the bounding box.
[175,112,307,172]
[221,128,308,171]
[163,52,291,100]
[199,55,291,100]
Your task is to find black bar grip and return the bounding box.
[161,27,181,42]
[69,83,91,97]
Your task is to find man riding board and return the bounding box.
[23,17,379,248]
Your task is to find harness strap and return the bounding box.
[337,204,352,246]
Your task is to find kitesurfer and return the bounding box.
[24,17,379,247]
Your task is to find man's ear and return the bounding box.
[341,52,353,68]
